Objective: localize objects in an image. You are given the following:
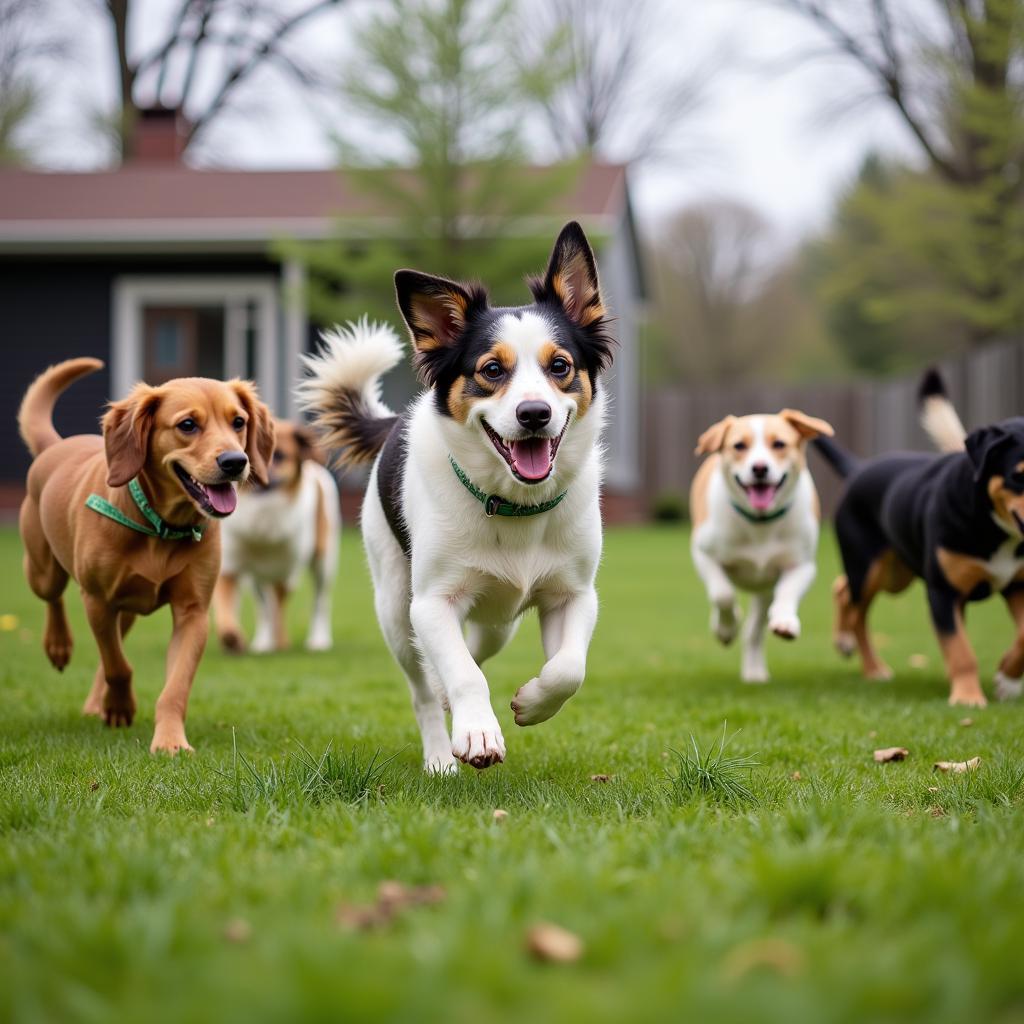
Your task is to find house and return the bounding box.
[0,111,646,518]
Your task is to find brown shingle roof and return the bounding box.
[0,163,627,249]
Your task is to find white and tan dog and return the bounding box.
[213,420,340,653]
[690,410,833,683]
[298,223,614,773]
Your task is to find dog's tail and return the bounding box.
[18,357,104,457]
[918,367,966,453]
[296,317,404,467]
[812,436,860,480]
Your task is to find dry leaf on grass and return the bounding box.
[959,718,974,728]
[908,653,929,669]
[790,771,802,781]
[929,806,945,818]
[222,918,252,944]
[721,938,804,981]
[492,808,509,822]
[589,773,612,783]
[337,881,446,932]
[874,747,909,763]
[526,923,584,963]
[933,757,981,773]
[88,780,99,792]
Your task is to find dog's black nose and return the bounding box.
[752,462,769,479]
[217,450,249,477]
[516,401,551,432]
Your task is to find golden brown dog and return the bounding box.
[17,358,274,753]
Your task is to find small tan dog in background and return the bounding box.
[18,358,274,753]
[214,420,340,653]
[690,409,833,683]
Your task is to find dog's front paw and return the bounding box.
[450,711,505,769]
[103,689,136,728]
[741,664,770,684]
[424,750,459,775]
[44,632,73,672]
[304,631,332,653]
[769,608,800,640]
[994,670,1023,702]
[219,629,246,654]
[150,724,195,756]
[512,653,583,726]
[834,631,856,657]
[711,602,740,645]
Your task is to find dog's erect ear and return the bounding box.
[965,425,1014,484]
[780,409,834,441]
[536,221,604,328]
[394,270,483,353]
[294,424,327,465]
[103,385,161,487]
[232,381,275,487]
[695,416,736,456]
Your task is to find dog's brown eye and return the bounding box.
[232,416,246,431]
[177,418,198,434]
[550,357,571,377]
[733,441,747,451]
[772,440,786,450]
[272,450,286,463]
[481,360,504,381]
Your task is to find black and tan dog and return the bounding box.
[815,372,1024,707]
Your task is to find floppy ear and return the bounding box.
[695,416,736,456]
[965,425,1012,484]
[232,381,275,487]
[780,408,834,441]
[394,270,483,353]
[294,424,326,465]
[102,385,161,487]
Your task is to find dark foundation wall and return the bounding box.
[0,254,280,488]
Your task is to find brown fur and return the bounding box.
[937,547,994,596]
[938,608,986,706]
[998,589,1024,679]
[987,475,1024,529]
[17,359,274,753]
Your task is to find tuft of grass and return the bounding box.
[216,730,398,812]
[667,724,761,806]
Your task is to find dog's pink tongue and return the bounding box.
[748,484,777,512]
[206,483,237,515]
[510,437,552,481]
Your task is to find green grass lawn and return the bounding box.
[2,523,1023,1024]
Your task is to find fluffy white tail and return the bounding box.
[296,318,404,466]
[918,368,966,453]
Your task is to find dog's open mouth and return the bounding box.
[737,474,786,513]
[172,463,238,517]
[482,415,570,484]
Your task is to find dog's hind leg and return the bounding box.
[994,586,1024,701]
[83,613,135,717]
[305,552,335,653]
[82,593,136,728]
[20,498,72,671]
[741,591,770,684]
[213,573,246,653]
[467,621,518,666]
[251,583,279,653]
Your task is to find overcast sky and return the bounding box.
[37,0,922,245]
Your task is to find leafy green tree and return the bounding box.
[283,0,581,331]
[771,0,1024,350]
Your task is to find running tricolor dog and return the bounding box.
[298,222,615,772]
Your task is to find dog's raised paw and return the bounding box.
[450,716,505,769]
[994,671,1023,702]
[712,603,740,646]
[769,611,800,640]
[44,634,72,671]
[741,667,770,685]
[512,676,575,727]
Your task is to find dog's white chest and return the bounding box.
[983,537,1024,591]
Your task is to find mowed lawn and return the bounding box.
[2,523,1024,1024]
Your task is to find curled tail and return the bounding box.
[812,436,860,480]
[296,317,404,467]
[18,357,104,457]
[918,367,966,453]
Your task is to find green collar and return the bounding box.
[85,478,207,542]
[730,500,792,525]
[448,456,567,518]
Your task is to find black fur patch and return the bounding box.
[316,388,397,467]
[376,414,411,557]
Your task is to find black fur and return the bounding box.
[812,435,860,480]
[321,389,397,467]
[918,366,948,402]
[821,420,1024,636]
[376,414,410,557]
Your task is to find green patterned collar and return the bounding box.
[730,500,792,524]
[448,456,567,518]
[85,478,207,542]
